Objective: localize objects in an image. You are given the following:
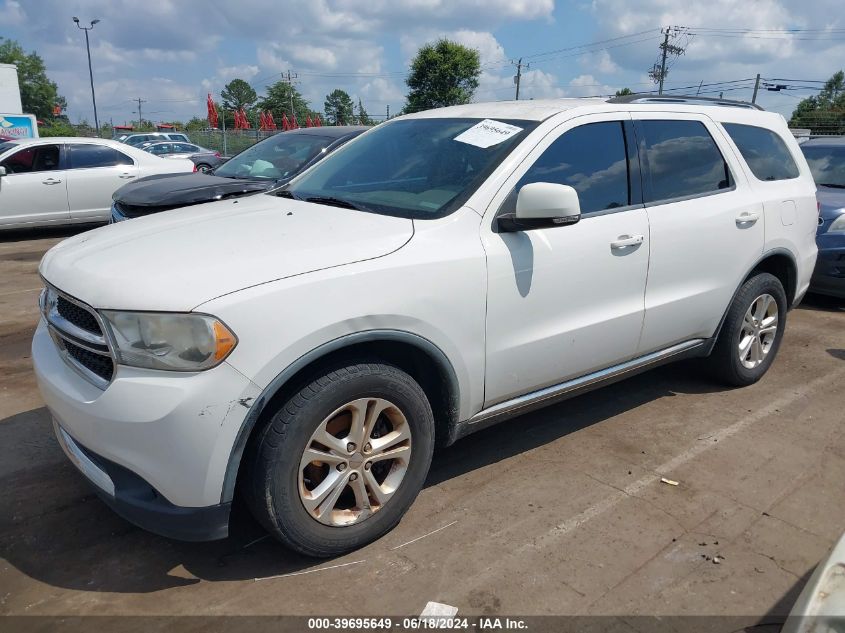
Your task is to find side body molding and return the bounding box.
[220,329,460,503]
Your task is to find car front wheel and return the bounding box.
[244,362,435,557]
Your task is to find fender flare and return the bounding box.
[220,329,460,503]
[704,247,799,355]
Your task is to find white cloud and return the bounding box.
[579,50,620,74]
[0,0,24,25]
[217,64,260,81]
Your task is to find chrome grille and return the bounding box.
[41,285,114,389]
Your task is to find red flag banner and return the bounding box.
[314,114,322,127]
[207,94,219,128]
[281,113,290,131]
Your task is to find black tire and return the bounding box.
[196,163,212,173]
[243,362,435,557]
[708,272,787,387]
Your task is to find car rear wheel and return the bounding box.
[196,163,212,173]
[708,272,787,386]
[243,362,435,557]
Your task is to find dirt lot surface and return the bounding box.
[1,226,844,624]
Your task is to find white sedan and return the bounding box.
[0,137,194,230]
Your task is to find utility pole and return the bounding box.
[284,70,299,121]
[658,30,670,95]
[512,58,528,100]
[72,17,101,135]
[221,106,227,155]
[386,105,390,120]
[649,27,685,95]
[135,97,147,129]
[752,73,761,104]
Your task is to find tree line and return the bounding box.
[11,29,841,137]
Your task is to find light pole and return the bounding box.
[73,17,100,135]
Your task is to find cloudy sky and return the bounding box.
[2,0,844,126]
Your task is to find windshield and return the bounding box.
[286,118,536,219]
[0,141,18,155]
[215,133,333,181]
[801,145,845,187]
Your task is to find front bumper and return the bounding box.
[810,238,845,298]
[53,419,231,541]
[33,319,262,539]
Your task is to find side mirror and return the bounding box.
[497,182,581,232]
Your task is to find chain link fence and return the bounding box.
[187,129,282,156]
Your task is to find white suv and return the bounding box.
[33,96,818,557]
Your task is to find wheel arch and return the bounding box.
[706,248,798,354]
[220,330,461,503]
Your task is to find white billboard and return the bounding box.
[0,63,23,114]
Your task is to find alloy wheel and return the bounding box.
[298,397,412,527]
[738,293,778,369]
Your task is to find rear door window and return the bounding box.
[723,123,800,181]
[69,144,134,169]
[636,120,733,203]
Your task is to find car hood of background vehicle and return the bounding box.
[114,172,270,207]
[39,196,414,312]
[818,186,845,219]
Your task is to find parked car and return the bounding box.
[783,530,845,631]
[120,132,191,146]
[800,137,845,298]
[139,141,225,173]
[34,96,818,557]
[0,137,194,229]
[110,126,365,222]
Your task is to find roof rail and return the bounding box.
[607,94,764,111]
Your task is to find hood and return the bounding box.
[816,185,845,220]
[40,195,414,312]
[114,172,270,208]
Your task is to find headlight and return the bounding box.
[100,311,237,371]
[829,214,845,232]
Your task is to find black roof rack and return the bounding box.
[607,94,764,111]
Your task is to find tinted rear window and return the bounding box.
[723,123,799,181]
[637,120,732,202]
[69,144,133,168]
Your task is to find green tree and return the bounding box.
[258,80,311,125]
[789,70,845,135]
[324,89,354,125]
[0,38,64,120]
[185,116,209,132]
[38,120,77,137]
[405,39,481,112]
[221,78,258,112]
[615,87,633,97]
[356,98,372,125]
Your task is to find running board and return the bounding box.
[451,339,706,442]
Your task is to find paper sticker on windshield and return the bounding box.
[454,119,523,148]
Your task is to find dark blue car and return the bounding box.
[801,137,845,299]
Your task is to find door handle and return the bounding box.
[42,178,62,185]
[118,173,136,179]
[610,234,644,249]
[736,211,760,225]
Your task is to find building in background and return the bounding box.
[0,63,38,139]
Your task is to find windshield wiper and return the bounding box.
[819,183,845,189]
[275,190,300,199]
[305,196,363,210]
